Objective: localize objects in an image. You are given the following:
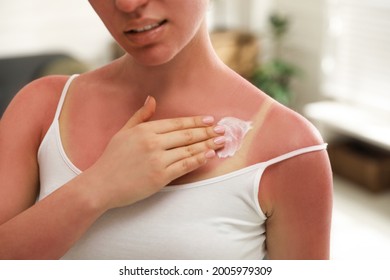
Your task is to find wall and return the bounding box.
[0,0,112,67]
[0,0,325,112]
[210,0,273,33]
[273,0,327,111]
[0,1,274,67]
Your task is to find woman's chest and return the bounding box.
[58,98,134,171]
[61,178,267,260]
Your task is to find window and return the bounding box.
[322,0,390,113]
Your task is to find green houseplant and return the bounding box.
[250,13,300,105]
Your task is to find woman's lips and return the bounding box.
[127,20,168,34]
[124,20,168,46]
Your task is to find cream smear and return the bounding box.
[216,117,253,158]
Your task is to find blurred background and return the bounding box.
[1,0,389,259]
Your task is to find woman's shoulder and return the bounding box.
[246,92,325,163]
[269,101,324,148]
[1,75,70,141]
[253,94,332,227]
[6,75,70,113]
[219,75,324,162]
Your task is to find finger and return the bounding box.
[160,125,225,150]
[123,96,156,129]
[147,115,216,134]
[162,136,226,166]
[165,150,216,182]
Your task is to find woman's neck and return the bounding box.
[115,26,228,100]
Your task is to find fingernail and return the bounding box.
[144,95,151,106]
[213,125,225,134]
[202,116,215,125]
[214,136,226,145]
[205,150,216,159]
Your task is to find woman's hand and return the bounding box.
[84,96,225,210]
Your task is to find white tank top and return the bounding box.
[37,75,327,259]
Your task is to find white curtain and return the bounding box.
[322,0,390,113]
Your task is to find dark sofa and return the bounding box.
[0,53,88,117]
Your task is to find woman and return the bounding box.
[0,0,332,259]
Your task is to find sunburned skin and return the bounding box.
[216,117,253,158]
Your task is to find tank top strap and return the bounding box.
[54,74,79,120]
[263,143,328,168]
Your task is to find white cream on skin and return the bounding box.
[216,117,253,158]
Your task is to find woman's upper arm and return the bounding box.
[262,149,333,260]
[0,76,66,224]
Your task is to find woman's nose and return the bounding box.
[115,0,149,13]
